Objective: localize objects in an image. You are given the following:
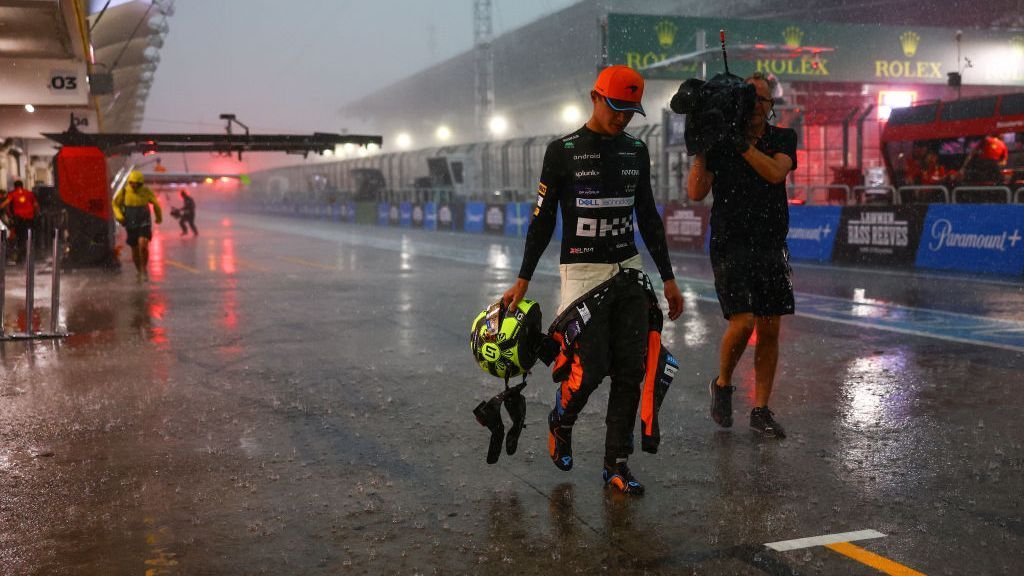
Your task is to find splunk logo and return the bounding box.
[927,219,1022,252]
[788,224,833,242]
[575,169,600,178]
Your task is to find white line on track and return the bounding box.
[764,529,886,551]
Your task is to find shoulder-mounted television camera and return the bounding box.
[667,29,758,155]
[670,73,756,155]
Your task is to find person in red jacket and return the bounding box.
[0,181,40,264]
[966,134,1009,184]
[920,152,949,186]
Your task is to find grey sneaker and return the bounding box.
[709,377,734,428]
[750,407,786,438]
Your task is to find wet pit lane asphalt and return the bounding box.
[0,211,1022,575]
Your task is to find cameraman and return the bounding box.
[686,72,796,438]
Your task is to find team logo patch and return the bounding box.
[538,182,547,196]
[576,216,634,238]
[575,197,635,208]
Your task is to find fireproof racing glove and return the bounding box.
[473,396,505,464]
[503,386,526,456]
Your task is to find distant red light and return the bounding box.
[221,218,232,227]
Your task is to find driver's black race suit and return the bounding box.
[516,125,675,462]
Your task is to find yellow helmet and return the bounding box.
[127,170,145,184]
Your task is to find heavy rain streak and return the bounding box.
[3,0,1024,574]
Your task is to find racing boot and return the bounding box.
[548,408,573,471]
[473,397,505,464]
[503,386,527,456]
[602,459,645,496]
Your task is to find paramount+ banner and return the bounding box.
[915,205,1024,276]
[786,206,841,262]
[833,206,928,266]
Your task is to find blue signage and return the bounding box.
[915,205,1024,276]
[787,206,842,262]
[424,202,437,230]
[377,202,389,226]
[399,202,413,228]
[505,202,532,237]
[464,202,485,233]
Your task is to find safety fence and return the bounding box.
[786,185,1024,206]
[243,199,1024,277]
[0,226,69,340]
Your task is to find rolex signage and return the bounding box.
[873,30,945,81]
[608,14,1024,86]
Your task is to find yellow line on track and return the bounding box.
[236,258,269,272]
[164,259,201,274]
[278,256,337,270]
[825,542,926,576]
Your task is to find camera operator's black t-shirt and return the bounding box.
[706,125,797,249]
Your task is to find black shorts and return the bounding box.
[125,225,152,247]
[710,242,795,319]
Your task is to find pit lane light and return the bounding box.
[877,90,916,121]
[488,115,509,136]
[561,104,582,125]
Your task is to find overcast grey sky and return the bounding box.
[143,0,580,136]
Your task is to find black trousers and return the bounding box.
[179,214,197,235]
[11,217,34,263]
[556,279,649,461]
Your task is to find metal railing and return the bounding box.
[1015,187,1024,204]
[852,185,896,205]
[952,186,1012,204]
[808,184,852,205]
[898,185,950,204]
[1,227,69,340]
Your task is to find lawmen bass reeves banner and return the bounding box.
[833,206,928,266]
[663,205,709,250]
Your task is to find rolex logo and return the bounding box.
[1012,35,1024,57]
[900,31,920,58]
[783,26,803,49]
[655,20,677,49]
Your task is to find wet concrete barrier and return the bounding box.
[248,201,1024,277]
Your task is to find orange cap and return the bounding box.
[593,65,646,116]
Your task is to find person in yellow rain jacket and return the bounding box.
[112,171,162,282]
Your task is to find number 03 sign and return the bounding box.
[49,70,80,91]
